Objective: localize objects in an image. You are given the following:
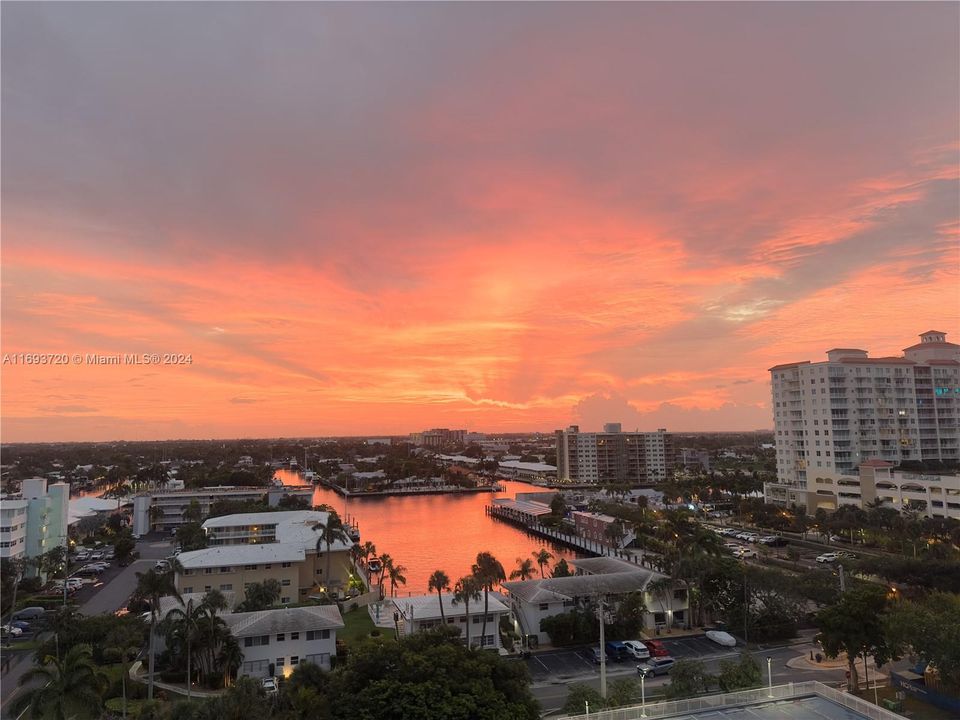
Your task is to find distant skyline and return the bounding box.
[2,3,958,442]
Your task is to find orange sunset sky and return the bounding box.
[2,3,958,442]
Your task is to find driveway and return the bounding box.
[80,538,172,616]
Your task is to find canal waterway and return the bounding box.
[274,469,580,595]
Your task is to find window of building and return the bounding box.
[276,658,285,667]
[277,633,285,642]
[281,579,291,586]
[220,567,230,573]
[281,562,292,568]
[290,632,299,640]
[220,584,232,591]
[184,586,193,593]
[539,603,549,611]
[244,565,258,571]
[204,568,213,575]
[244,635,270,647]
[281,596,290,604]
[290,656,299,666]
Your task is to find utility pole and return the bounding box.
[838,564,846,594]
[742,563,749,646]
[598,596,607,699]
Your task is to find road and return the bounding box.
[530,640,847,715]
[1,538,171,719]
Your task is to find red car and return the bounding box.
[644,640,670,657]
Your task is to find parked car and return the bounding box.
[12,607,46,622]
[622,640,651,661]
[590,647,604,664]
[836,551,857,559]
[1,625,23,637]
[644,640,670,657]
[261,677,278,694]
[723,542,742,551]
[77,565,104,576]
[816,553,839,564]
[10,620,31,632]
[760,536,789,547]
[605,641,629,662]
[705,630,737,647]
[637,657,676,677]
[734,548,758,559]
[155,560,171,572]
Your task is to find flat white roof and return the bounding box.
[202,510,354,554]
[177,544,305,569]
[393,592,509,622]
[491,498,553,516]
[499,460,558,472]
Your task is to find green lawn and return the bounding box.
[339,607,392,646]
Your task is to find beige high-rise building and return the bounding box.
[766,331,959,507]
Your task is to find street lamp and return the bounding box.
[767,656,773,697]
[638,667,650,717]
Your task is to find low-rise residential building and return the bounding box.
[131,485,313,535]
[392,592,510,650]
[224,604,344,677]
[571,511,623,546]
[805,460,960,519]
[502,557,687,647]
[175,510,355,605]
[497,460,558,482]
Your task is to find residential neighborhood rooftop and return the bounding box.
[223,604,345,637]
[176,543,306,569]
[393,592,510,621]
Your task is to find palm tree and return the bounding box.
[471,551,505,649]
[5,557,28,627]
[509,557,535,581]
[377,552,392,600]
[135,567,182,699]
[532,548,553,578]
[162,597,206,699]
[104,641,140,719]
[647,576,673,633]
[312,511,349,593]
[360,541,377,565]
[387,560,407,597]
[219,633,243,688]
[12,643,105,720]
[452,575,482,648]
[428,570,451,624]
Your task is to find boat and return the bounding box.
[367,556,382,574]
[347,525,360,543]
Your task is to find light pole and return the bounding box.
[767,656,773,697]
[639,667,649,717]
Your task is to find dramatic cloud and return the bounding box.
[2,3,957,441]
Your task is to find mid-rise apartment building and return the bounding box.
[766,331,959,507]
[805,460,960,520]
[409,428,467,448]
[175,510,355,605]
[131,485,313,536]
[0,478,69,574]
[555,425,676,484]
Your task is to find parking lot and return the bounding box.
[526,635,736,680]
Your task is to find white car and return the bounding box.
[816,553,839,563]
[261,677,278,694]
[734,548,758,559]
[622,640,651,661]
[1,625,23,637]
[705,630,737,648]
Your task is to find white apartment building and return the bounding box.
[807,460,960,520]
[555,425,676,484]
[767,331,959,507]
[175,510,355,605]
[223,605,344,678]
[131,485,313,535]
[392,592,511,650]
[0,478,69,574]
